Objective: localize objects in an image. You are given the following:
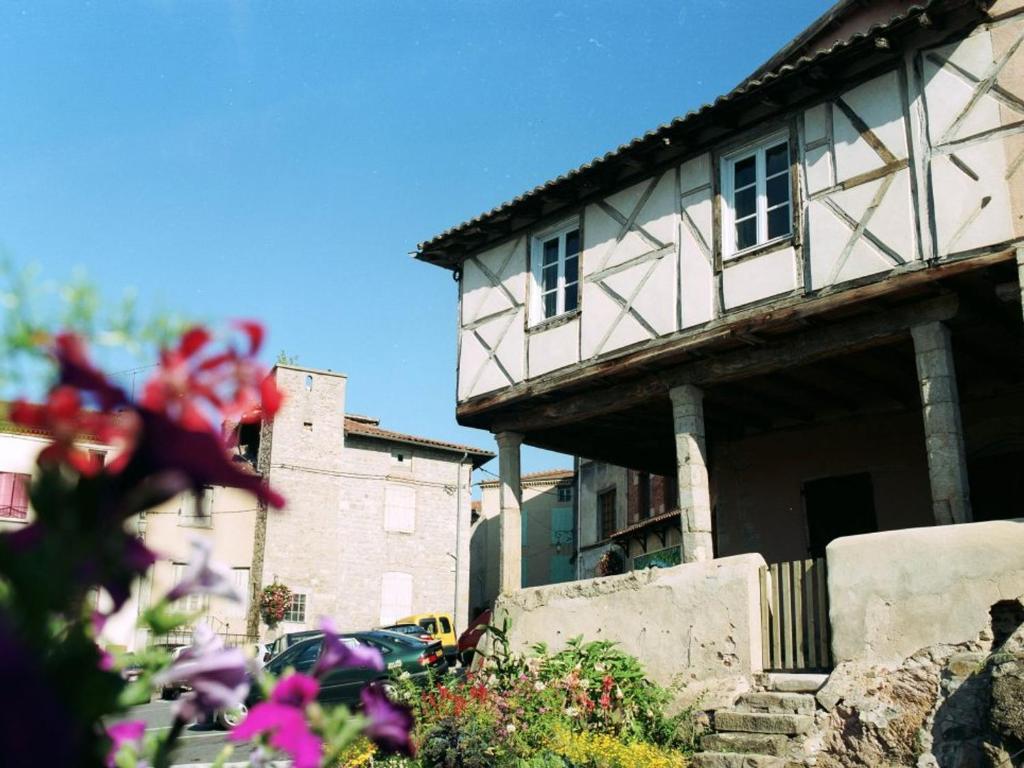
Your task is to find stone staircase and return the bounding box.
[691,673,829,768]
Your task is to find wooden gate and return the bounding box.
[759,558,832,672]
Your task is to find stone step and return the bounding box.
[701,732,793,756]
[714,710,815,736]
[691,752,790,768]
[756,672,829,693]
[736,691,817,715]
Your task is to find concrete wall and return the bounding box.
[493,553,765,704]
[577,460,628,547]
[828,518,1024,666]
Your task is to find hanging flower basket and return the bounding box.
[259,583,292,627]
[596,549,624,577]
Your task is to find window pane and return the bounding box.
[766,174,789,208]
[768,204,791,239]
[564,255,578,284]
[542,264,558,292]
[736,217,757,250]
[766,142,789,176]
[564,283,578,312]
[543,291,557,318]
[542,238,559,266]
[734,186,756,219]
[734,156,755,189]
[565,229,580,258]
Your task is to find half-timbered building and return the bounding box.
[416,0,1024,612]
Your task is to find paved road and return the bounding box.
[111,699,258,766]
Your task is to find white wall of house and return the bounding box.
[454,14,1024,403]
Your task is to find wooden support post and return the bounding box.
[494,431,524,593]
[669,384,714,563]
[911,322,972,525]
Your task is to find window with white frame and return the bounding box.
[721,133,792,257]
[227,567,250,618]
[284,592,306,623]
[531,221,580,324]
[557,485,572,503]
[172,563,209,614]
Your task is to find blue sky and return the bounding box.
[0,0,826,476]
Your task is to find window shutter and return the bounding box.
[379,572,413,625]
[384,485,416,533]
[550,507,573,546]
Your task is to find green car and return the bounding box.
[249,629,448,708]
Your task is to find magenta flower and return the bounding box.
[166,537,243,604]
[313,618,384,677]
[153,624,249,722]
[105,720,146,768]
[230,673,323,768]
[361,683,415,756]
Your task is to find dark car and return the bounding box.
[249,629,447,709]
[379,623,436,644]
[263,629,322,663]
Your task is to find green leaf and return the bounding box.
[141,602,193,635]
[118,679,155,708]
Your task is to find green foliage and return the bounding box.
[385,622,700,768]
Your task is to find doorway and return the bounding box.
[803,472,878,557]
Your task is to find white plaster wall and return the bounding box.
[493,554,765,704]
[577,460,628,547]
[922,18,1021,256]
[580,172,679,359]
[828,519,1024,665]
[722,247,799,309]
[459,238,527,401]
[679,153,716,329]
[527,317,580,378]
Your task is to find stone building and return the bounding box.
[470,468,575,613]
[137,364,493,647]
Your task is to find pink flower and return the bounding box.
[106,720,145,767]
[166,537,243,604]
[361,683,415,756]
[313,618,384,677]
[230,673,322,768]
[153,624,249,722]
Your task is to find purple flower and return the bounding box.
[230,673,322,768]
[153,623,249,722]
[166,537,243,604]
[105,720,145,768]
[361,683,415,756]
[313,618,384,677]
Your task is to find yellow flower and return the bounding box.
[547,725,687,768]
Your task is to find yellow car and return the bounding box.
[396,613,457,664]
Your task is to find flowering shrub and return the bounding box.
[0,324,415,767]
[260,582,293,627]
[387,622,700,768]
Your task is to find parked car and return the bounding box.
[262,629,322,663]
[246,629,447,713]
[395,613,457,664]
[457,609,492,667]
[379,622,436,644]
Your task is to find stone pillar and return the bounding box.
[669,384,714,563]
[911,322,972,525]
[494,431,524,593]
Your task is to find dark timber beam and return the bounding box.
[489,294,958,433]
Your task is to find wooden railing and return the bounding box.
[759,558,832,672]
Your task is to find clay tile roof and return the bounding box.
[479,467,574,487]
[343,416,495,467]
[415,0,939,267]
[610,509,680,540]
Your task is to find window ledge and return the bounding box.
[527,308,580,334]
[722,235,795,266]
